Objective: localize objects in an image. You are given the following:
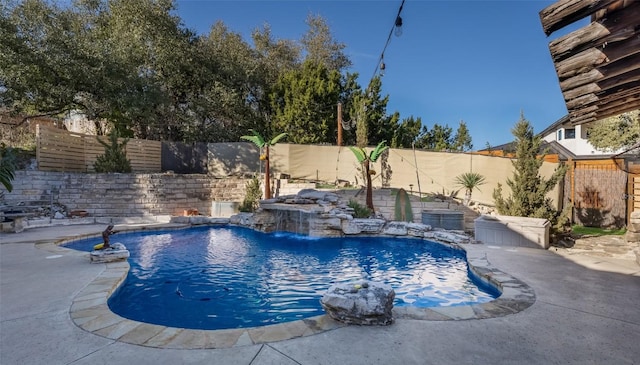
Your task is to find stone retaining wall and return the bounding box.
[2,171,479,229]
[333,189,476,230]
[3,171,247,217]
[275,179,317,196]
[625,211,640,265]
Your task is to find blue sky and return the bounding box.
[174,0,588,150]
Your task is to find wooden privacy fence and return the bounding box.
[36,125,161,172]
[162,141,208,174]
[564,159,628,228]
[628,163,640,223]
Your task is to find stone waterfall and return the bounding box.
[228,189,474,245]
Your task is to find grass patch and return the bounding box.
[315,183,337,189]
[571,225,626,236]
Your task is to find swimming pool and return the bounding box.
[65,226,500,330]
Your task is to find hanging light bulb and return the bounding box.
[394,16,403,36]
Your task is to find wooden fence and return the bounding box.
[564,159,628,228]
[162,141,208,174]
[36,125,161,172]
[628,163,640,223]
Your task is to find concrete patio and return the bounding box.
[1,224,639,364]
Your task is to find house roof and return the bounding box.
[478,140,560,156]
[0,111,61,130]
[479,115,570,153]
[482,141,515,153]
[538,114,571,137]
[477,139,622,161]
[539,0,640,125]
[544,140,576,160]
[613,140,640,158]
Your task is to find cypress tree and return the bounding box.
[493,113,567,221]
[452,120,473,152]
[93,131,132,173]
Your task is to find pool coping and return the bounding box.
[46,225,536,350]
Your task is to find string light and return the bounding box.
[369,0,406,83]
[394,16,403,36]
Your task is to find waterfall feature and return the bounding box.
[264,206,311,235]
[228,189,474,245]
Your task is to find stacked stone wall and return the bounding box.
[626,211,640,265]
[332,189,475,230]
[275,179,316,196]
[3,171,247,218]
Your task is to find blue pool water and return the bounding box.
[65,226,500,330]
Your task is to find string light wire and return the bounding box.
[369,0,406,85]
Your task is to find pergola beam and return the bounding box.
[541,0,639,124]
[540,0,620,36]
[549,3,640,63]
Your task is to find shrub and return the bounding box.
[239,176,262,212]
[493,114,566,222]
[348,199,371,218]
[93,131,132,173]
[0,143,17,193]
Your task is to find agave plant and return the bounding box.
[349,141,389,211]
[240,130,287,199]
[454,172,486,206]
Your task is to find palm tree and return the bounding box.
[349,141,389,211]
[241,130,287,199]
[454,172,486,206]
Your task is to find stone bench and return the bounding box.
[0,213,36,233]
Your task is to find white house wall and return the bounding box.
[541,123,623,156]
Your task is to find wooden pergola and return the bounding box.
[539,0,640,125]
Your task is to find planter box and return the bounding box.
[474,215,550,249]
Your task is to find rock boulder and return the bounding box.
[320,281,395,325]
[90,243,130,263]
